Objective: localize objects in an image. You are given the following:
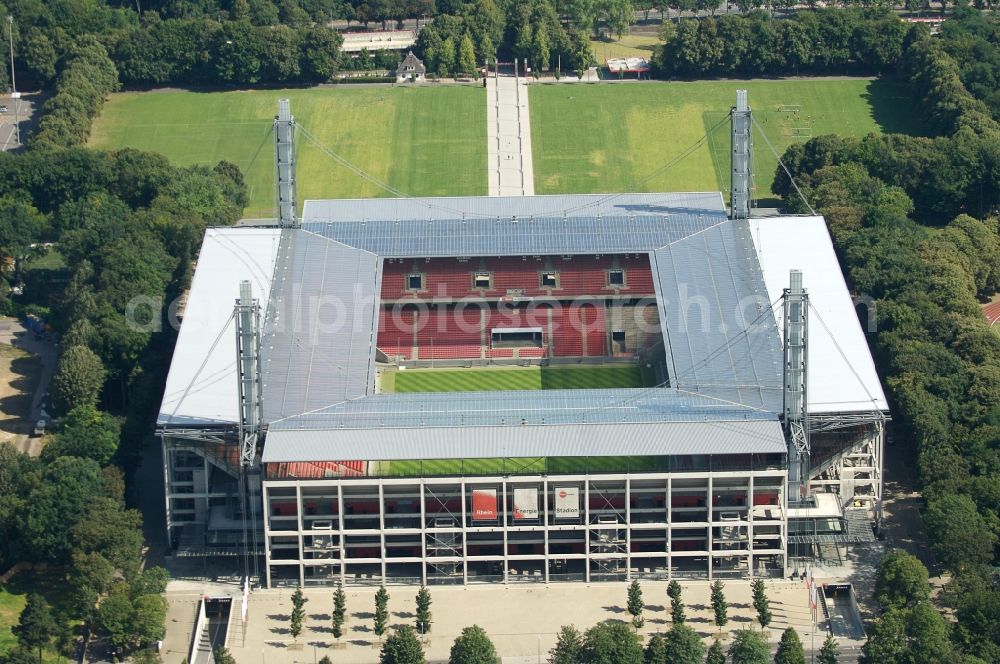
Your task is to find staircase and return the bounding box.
[188,597,232,664]
[844,508,876,542]
[817,587,832,631]
[194,623,215,664]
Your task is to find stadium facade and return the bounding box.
[156,98,888,587]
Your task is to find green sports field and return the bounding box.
[89,86,487,216]
[88,78,924,211]
[382,364,655,393]
[384,455,665,477]
[378,364,660,476]
[529,78,927,203]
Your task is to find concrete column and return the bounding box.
[263,483,273,588]
[338,484,346,586]
[461,480,468,584]
[584,478,591,583]
[420,480,427,586]
[295,483,305,585]
[379,483,387,582]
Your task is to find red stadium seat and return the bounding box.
[380,255,656,301]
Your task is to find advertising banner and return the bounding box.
[472,488,498,521]
[554,486,580,519]
[513,488,539,520]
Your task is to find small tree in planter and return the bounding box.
[626,580,644,629]
[415,586,432,636]
[751,579,772,634]
[374,586,390,639]
[332,583,346,642]
[290,587,307,642]
[667,580,684,625]
[710,580,728,634]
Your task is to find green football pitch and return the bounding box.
[383,455,665,477]
[529,78,927,203]
[88,86,487,217]
[373,364,662,476]
[382,364,656,393]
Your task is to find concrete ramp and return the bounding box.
[822,583,866,640]
[189,597,233,664]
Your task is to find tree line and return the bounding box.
[0,0,343,93]
[771,13,1000,662]
[935,5,1000,120]
[110,16,342,87]
[653,9,910,78]
[863,549,959,664]
[0,142,247,663]
[31,37,119,150]
[413,0,596,77]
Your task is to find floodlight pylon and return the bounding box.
[783,269,810,501]
[730,89,752,220]
[274,99,298,228]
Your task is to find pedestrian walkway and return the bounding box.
[162,579,866,664]
[487,74,534,196]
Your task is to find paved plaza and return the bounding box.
[487,74,535,196]
[163,577,866,664]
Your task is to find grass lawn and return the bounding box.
[0,569,77,657]
[589,34,660,61]
[385,364,653,393]
[89,86,487,217]
[0,584,26,654]
[529,78,927,203]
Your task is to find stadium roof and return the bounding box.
[268,389,777,431]
[158,228,281,427]
[263,418,787,462]
[158,193,885,448]
[749,216,888,414]
[302,192,726,222]
[259,229,381,422]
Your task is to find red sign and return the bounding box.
[472,489,498,521]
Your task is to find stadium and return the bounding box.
[156,95,888,588]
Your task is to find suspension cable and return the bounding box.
[751,115,816,215]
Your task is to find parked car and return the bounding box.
[32,419,46,437]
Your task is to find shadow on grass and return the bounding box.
[864,78,933,137]
[2,568,76,621]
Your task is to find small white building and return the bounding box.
[395,51,426,83]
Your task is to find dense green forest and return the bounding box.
[0,148,246,661]
[774,9,1000,662]
[0,9,249,662]
[653,9,910,77]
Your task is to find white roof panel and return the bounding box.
[158,228,282,426]
[262,419,787,463]
[749,216,887,414]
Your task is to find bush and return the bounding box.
[332,76,395,84]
